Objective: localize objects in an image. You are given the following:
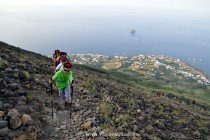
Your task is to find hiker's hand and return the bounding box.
[71,83,76,87]
[49,79,52,84]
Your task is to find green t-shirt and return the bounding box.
[52,68,73,89]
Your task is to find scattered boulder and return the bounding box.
[0,89,7,94]
[0,121,7,129]
[3,103,12,109]
[193,131,201,138]
[20,96,27,102]
[83,110,92,117]
[81,121,92,130]
[0,127,9,136]
[169,132,187,139]
[19,71,30,80]
[85,118,97,127]
[4,90,16,97]
[21,114,32,125]
[6,129,24,139]
[145,125,154,134]
[5,68,13,73]
[16,89,26,96]
[7,109,20,118]
[137,109,141,113]
[8,83,19,91]
[54,127,60,133]
[132,125,138,132]
[60,125,67,130]
[0,111,5,118]
[73,103,82,111]
[10,117,22,130]
[15,133,28,140]
[0,102,3,110]
[95,136,106,140]
[25,125,40,140]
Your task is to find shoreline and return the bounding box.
[180,60,209,80]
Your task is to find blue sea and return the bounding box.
[1,1,210,75]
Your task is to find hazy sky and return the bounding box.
[1,0,210,14]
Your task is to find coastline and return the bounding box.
[181,60,209,80]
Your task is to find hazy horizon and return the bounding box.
[0,0,210,75]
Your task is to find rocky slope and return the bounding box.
[0,41,210,140]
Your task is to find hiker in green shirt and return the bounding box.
[49,62,73,109]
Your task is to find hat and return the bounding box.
[64,62,72,70]
[60,52,67,56]
[54,49,60,54]
[60,56,68,63]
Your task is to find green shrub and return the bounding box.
[99,102,110,121]
[0,58,9,68]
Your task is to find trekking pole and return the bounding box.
[69,80,75,120]
[50,79,54,120]
[69,85,73,120]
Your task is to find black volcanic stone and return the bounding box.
[0,89,7,94]
[4,90,16,97]
[8,83,19,91]
[0,121,8,129]
[6,129,22,138]
[4,68,13,73]
[3,76,10,83]
[120,103,129,109]
[0,101,3,109]
[3,103,12,109]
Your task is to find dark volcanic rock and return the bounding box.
[169,132,188,139]
[3,103,12,109]
[7,109,20,118]
[10,117,22,130]
[4,90,16,97]
[0,89,7,94]
[8,83,19,91]
[0,127,9,137]
[0,111,5,118]
[16,89,26,96]
[5,68,13,73]
[0,121,8,129]
[6,129,22,138]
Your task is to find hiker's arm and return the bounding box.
[55,62,63,71]
[69,72,74,84]
[49,72,58,83]
[49,78,53,84]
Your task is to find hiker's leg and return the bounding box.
[58,89,66,109]
[58,89,65,100]
[64,84,71,109]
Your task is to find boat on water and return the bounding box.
[131,29,135,34]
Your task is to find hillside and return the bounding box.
[71,54,210,107]
[0,41,210,140]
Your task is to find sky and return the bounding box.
[1,0,210,13]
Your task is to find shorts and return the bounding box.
[58,84,71,100]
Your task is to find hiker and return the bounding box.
[55,51,71,72]
[53,49,61,70]
[60,51,68,58]
[186,98,190,105]
[157,91,161,97]
[192,100,196,108]
[49,62,73,109]
[55,56,70,72]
